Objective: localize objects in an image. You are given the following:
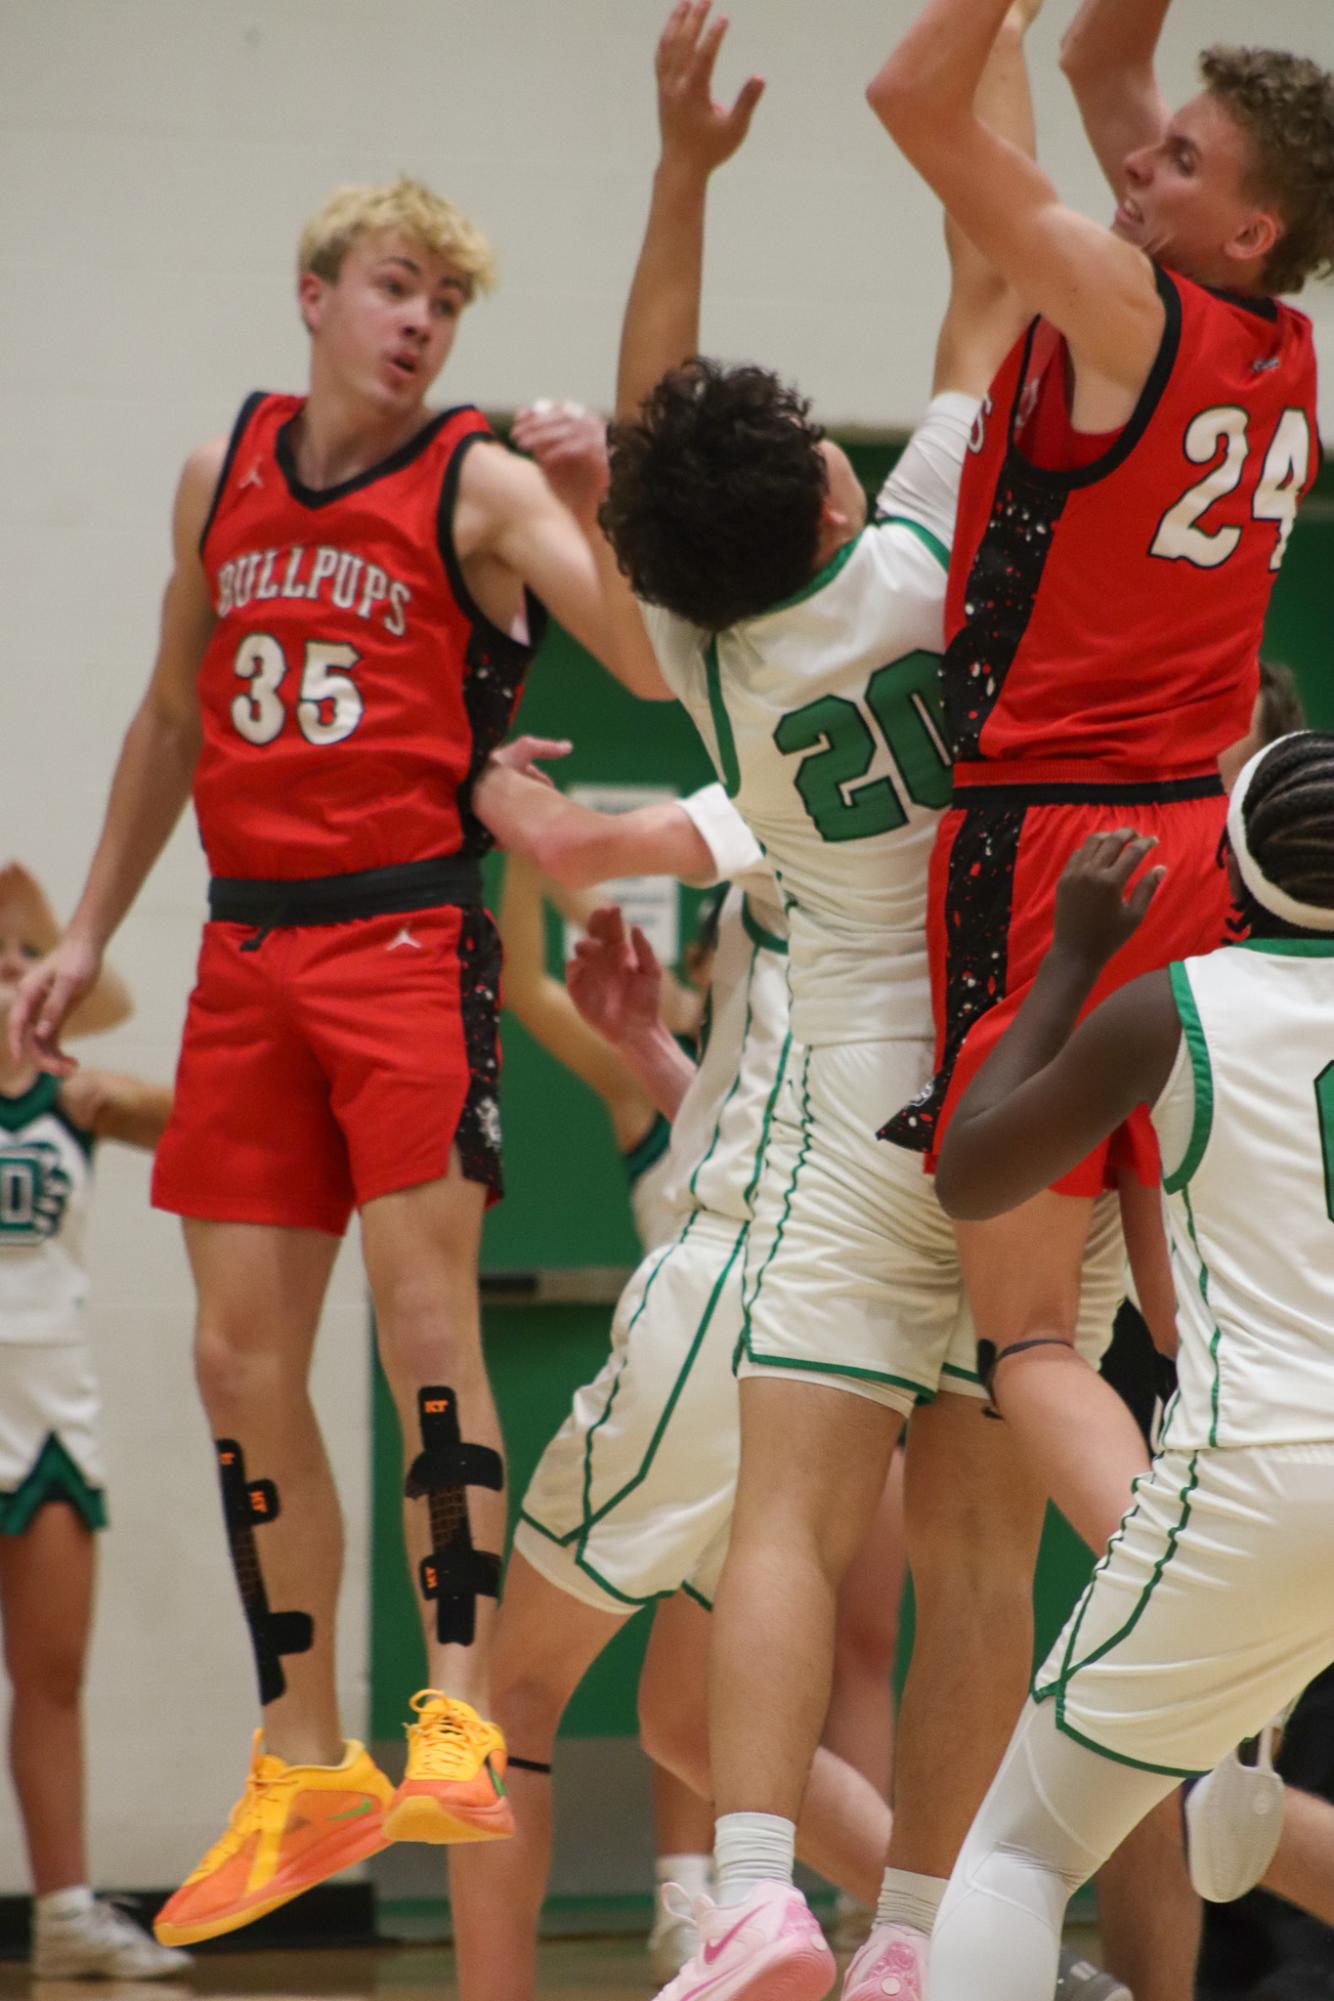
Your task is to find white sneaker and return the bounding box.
[650,1880,705,1982]
[32,1897,193,1979]
[1185,1725,1285,1902]
[841,1920,927,1999]
[651,1879,835,2000]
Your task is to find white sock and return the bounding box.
[657,1852,714,1899]
[875,1866,947,1934]
[35,1886,95,1923]
[714,1812,796,1907]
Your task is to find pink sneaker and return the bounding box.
[841,1921,927,2000]
[651,1880,836,2000]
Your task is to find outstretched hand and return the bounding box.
[487,734,573,788]
[1052,829,1165,969]
[8,933,102,1076]
[656,1,765,174]
[566,905,664,1048]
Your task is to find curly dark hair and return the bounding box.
[600,358,829,631]
[1201,46,1334,295]
[1235,729,1334,936]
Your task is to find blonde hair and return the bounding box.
[297,176,497,298]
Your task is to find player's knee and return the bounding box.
[5,1624,85,1709]
[193,1323,294,1421]
[375,1275,478,1387]
[488,1664,564,1757]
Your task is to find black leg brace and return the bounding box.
[404,1386,504,1646]
[215,1438,314,1705]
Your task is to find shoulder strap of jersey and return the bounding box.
[0,1073,62,1134]
[434,418,550,659]
[198,390,273,558]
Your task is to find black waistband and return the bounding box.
[209,853,483,929]
[951,774,1224,808]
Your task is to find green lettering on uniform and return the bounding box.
[772,650,950,844]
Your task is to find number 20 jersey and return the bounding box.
[947,270,1318,777]
[644,393,977,1049]
[192,393,544,882]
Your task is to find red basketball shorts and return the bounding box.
[882,781,1233,1197]
[152,905,504,1235]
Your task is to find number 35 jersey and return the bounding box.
[644,393,977,1048]
[947,270,1318,777]
[193,393,545,882]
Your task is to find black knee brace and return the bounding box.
[215,1439,314,1705]
[404,1386,504,1647]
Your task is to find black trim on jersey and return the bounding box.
[438,429,550,858]
[1202,282,1279,325]
[452,908,505,1201]
[952,773,1223,807]
[209,852,483,931]
[199,391,268,557]
[1005,266,1184,494]
[879,802,1027,1156]
[435,429,550,659]
[275,403,475,510]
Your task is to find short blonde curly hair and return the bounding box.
[297,176,497,298]
[1201,46,1334,296]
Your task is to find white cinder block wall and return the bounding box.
[1,0,1329,1892]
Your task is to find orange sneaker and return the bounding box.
[153,1734,393,1946]
[383,1690,514,1844]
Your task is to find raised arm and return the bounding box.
[505,402,673,700]
[868,0,1165,404]
[1059,0,1173,198]
[10,442,219,1074]
[59,1070,173,1152]
[616,1,764,420]
[935,832,1179,1218]
[931,0,1040,399]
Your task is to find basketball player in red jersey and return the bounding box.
[9,176,663,1946]
[869,2,1329,1553]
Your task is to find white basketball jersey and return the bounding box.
[626,1115,679,1253]
[0,1076,95,1346]
[661,874,791,1229]
[1155,940,1334,1449]
[644,393,976,1047]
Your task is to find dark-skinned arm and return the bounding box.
[935,831,1182,1218]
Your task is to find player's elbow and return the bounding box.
[1057,21,1095,84]
[933,1139,1002,1222]
[528,821,604,892]
[866,61,915,138]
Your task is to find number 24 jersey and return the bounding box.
[947,269,1318,776]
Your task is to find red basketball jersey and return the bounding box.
[193,393,545,880]
[946,269,1319,778]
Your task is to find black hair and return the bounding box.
[600,357,829,632]
[1235,730,1334,937]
